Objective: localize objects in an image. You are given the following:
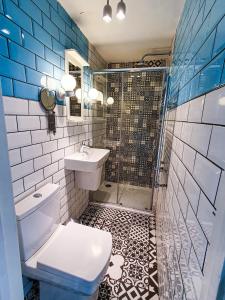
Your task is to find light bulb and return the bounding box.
[75,88,82,102]
[103,0,112,23]
[107,97,114,105]
[61,74,76,92]
[116,0,126,20]
[47,77,56,91]
[88,88,99,100]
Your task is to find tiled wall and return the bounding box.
[168,0,225,109]
[0,0,91,100]
[156,0,225,299]
[105,60,166,187]
[3,96,106,221]
[156,87,225,299]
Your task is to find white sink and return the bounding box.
[64,148,110,172]
[64,148,110,191]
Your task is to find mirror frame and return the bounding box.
[65,49,89,122]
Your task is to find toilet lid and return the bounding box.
[37,222,112,294]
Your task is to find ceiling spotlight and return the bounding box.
[103,0,112,23]
[116,0,126,20]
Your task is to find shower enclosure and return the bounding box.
[91,61,168,211]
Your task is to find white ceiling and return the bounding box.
[59,0,185,63]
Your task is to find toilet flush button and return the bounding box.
[33,193,42,198]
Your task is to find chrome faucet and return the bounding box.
[80,141,90,154]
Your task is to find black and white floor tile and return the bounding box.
[80,204,159,300]
[25,204,158,300]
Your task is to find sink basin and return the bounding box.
[64,148,110,191]
[64,148,110,172]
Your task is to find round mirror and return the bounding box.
[40,88,56,111]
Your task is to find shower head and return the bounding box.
[135,51,171,68]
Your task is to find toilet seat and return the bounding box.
[23,222,112,296]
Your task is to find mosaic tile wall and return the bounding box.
[105,60,166,188]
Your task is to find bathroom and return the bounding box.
[0,0,225,299]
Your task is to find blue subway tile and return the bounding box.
[60,57,65,70]
[14,80,40,100]
[50,6,65,32]
[221,62,225,85]
[36,56,53,77]
[0,0,3,13]
[45,47,60,67]
[33,22,52,49]
[65,24,76,42]
[0,56,26,81]
[32,0,50,17]
[0,35,8,57]
[9,41,35,68]
[203,0,216,19]
[52,39,65,58]
[3,0,33,34]
[194,29,216,74]
[213,15,225,57]
[0,76,13,96]
[58,3,72,27]
[22,31,44,58]
[0,14,22,44]
[26,67,46,86]
[198,50,225,94]
[18,0,42,25]
[48,0,57,10]
[43,15,59,40]
[59,31,72,48]
[53,66,64,81]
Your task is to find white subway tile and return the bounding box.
[190,124,212,156]
[56,116,67,127]
[40,116,48,129]
[188,248,203,300]
[182,144,196,173]
[17,116,40,131]
[177,183,189,217]
[11,160,34,181]
[174,121,183,138]
[197,192,215,242]
[8,149,21,166]
[29,101,46,115]
[31,130,50,144]
[176,158,186,185]
[50,128,64,140]
[12,179,24,197]
[34,154,51,171]
[181,122,192,144]
[24,169,44,190]
[58,159,65,170]
[186,205,208,269]
[53,169,65,183]
[21,144,42,161]
[51,149,64,162]
[7,131,31,149]
[65,145,75,156]
[184,172,200,213]
[5,116,17,132]
[193,153,221,203]
[36,177,53,189]
[44,162,58,178]
[42,140,58,154]
[3,97,28,115]
[188,95,205,123]
[202,86,225,125]
[176,101,189,121]
[63,127,74,137]
[178,212,192,261]
[58,137,69,149]
[55,105,66,117]
[208,126,225,169]
[175,139,184,160]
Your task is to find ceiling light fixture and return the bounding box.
[103,0,112,23]
[116,0,126,20]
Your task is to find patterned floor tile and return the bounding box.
[129,225,149,242]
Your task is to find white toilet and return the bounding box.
[15,183,112,300]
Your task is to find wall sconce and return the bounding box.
[61,74,77,96]
[107,97,114,105]
[88,88,99,100]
